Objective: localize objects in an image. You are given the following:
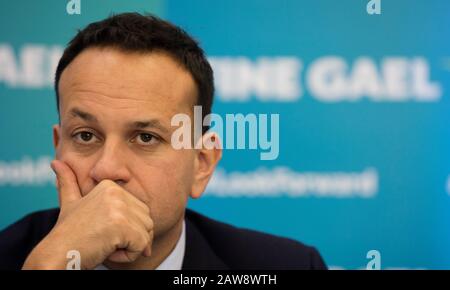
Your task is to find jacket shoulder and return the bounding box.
[185,209,327,269]
[0,208,59,270]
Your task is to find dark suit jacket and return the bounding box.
[0,208,327,270]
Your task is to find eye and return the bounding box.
[133,133,160,146]
[72,131,98,144]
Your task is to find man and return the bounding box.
[0,13,326,270]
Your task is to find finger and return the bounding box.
[128,205,153,232]
[143,230,153,257]
[51,160,82,207]
[126,222,152,258]
[100,180,150,216]
[107,249,141,263]
[110,224,150,263]
[126,212,153,257]
[122,189,150,216]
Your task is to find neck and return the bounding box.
[103,217,184,270]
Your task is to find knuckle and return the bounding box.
[109,211,128,226]
[140,235,149,248]
[147,218,154,230]
[104,185,120,197]
[111,197,127,212]
[99,179,115,188]
[111,235,123,249]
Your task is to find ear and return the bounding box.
[190,132,222,199]
[52,124,61,154]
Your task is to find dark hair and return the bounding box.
[55,12,214,133]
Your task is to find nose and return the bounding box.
[89,138,131,185]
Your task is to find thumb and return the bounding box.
[51,160,82,207]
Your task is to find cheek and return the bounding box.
[133,157,192,204]
[131,152,195,229]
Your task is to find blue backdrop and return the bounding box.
[1,0,449,269]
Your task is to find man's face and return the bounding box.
[54,47,202,237]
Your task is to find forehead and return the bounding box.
[58,47,197,122]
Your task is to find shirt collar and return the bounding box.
[155,219,186,270]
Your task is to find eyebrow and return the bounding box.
[69,108,98,123]
[127,120,169,134]
[68,107,169,133]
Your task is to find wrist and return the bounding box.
[22,230,74,270]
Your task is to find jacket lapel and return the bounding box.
[181,215,228,270]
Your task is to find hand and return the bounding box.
[23,160,153,269]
